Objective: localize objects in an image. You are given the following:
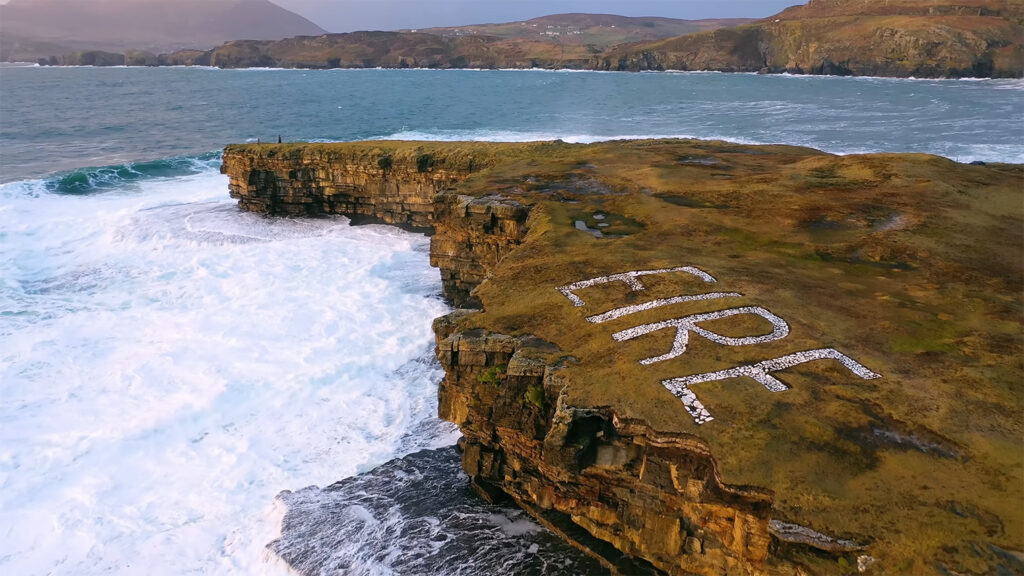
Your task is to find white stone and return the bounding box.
[557,266,718,307]
[586,291,743,324]
[663,348,882,424]
[613,306,790,365]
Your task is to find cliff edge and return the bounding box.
[222,140,1024,575]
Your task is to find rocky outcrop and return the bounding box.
[223,143,782,573]
[224,141,1024,576]
[433,327,777,575]
[221,143,828,575]
[601,0,1023,77]
[430,195,529,307]
[221,144,529,307]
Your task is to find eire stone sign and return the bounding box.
[557,267,881,425]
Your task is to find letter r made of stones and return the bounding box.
[662,348,882,425]
[612,306,790,365]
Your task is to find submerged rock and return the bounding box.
[268,446,605,576]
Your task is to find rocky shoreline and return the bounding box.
[222,140,1024,575]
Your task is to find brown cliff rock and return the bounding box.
[435,329,780,575]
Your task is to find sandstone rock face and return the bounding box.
[431,195,529,307]
[434,328,780,576]
[221,144,529,307]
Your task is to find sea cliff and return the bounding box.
[222,140,1024,575]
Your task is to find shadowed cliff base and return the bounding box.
[222,139,1023,575]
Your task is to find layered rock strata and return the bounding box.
[433,327,777,575]
[221,144,528,307]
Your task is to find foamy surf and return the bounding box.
[0,161,455,575]
[367,129,1024,164]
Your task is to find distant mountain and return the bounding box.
[402,13,754,50]
[0,0,326,61]
[599,0,1023,77]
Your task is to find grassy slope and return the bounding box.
[405,14,754,51]
[340,139,1019,573]
[202,32,599,69]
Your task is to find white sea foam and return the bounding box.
[0,167,453,575]
[369,128,768,147]
[367,128,1023,164]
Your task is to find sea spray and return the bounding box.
[0,164,452,575]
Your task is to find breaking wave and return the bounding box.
[37,152,223,195]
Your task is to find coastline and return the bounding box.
[220,139,1024,575]
[23,61,1024,80]
[16,60,1024,82]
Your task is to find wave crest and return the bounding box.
[42,152,222,195]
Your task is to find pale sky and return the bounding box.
[275,1,801,32]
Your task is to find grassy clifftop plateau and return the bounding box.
[224,139,1024,574]
[603,0,1023,77]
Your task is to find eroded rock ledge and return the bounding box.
[222,141,1024,576]
[222,144,529,307]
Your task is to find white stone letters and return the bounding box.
[662,349,881,424]
[586,292,743,324]
[556,266,718,307]
[557,266,882,426]
[612,306,790,365]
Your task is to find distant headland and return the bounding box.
[12,0,1024,78]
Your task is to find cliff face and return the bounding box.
[223,141,1024,576]
[221,143,529,307]
[603,0,1023,77]
[433,328,778,575]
